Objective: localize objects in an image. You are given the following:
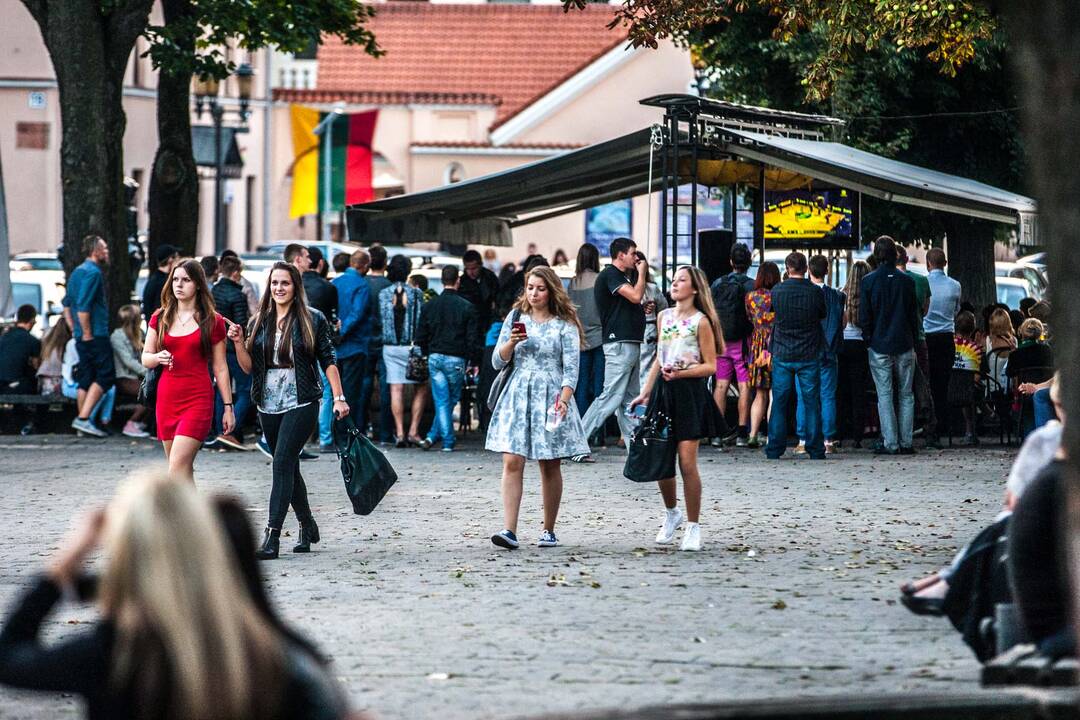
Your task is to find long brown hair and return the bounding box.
[246,262,315,365]
[514,266,585,345]
[158,258,217,357]
[843,259,871,324]
[677,265,725,355]
[40,319,72,364]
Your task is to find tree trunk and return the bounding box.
[942,216,997,312]
[147,0,199,262]
[1003,0,1080,650]
[22,0,153,323]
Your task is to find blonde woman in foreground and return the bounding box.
[0,469,348,719]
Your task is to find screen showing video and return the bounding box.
[763,188,854,248]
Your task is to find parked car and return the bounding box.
[6,269,67,336]
[10,253,64,272]
[995,261,1046,300]
[996,276,1030,309]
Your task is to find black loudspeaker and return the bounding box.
[698,229,735,285]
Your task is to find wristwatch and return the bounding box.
[334,394,347,402]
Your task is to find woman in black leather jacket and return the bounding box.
[232,262,349,560]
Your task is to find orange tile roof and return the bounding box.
[273,88,501,107]
[316,3,627,128]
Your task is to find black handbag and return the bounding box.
[333,414,398,515]
[486,309,520,412]
[623,387,676,483]
[405,345,429,382]
[137,366,160,406]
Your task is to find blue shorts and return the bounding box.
[75,337,116,393]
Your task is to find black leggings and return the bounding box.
[260,403,319,530]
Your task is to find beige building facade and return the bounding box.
[1,0,692,263]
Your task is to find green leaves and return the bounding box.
[143,0,382,80]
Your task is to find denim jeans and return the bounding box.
[575,346,606,415]
[63,378,114,423]
[318,364,333,447]
[766,359,824,459]
[426,353,467,449]
[213,352,252,440]
[1033,387,1055,431]
[796,352,838,441]
[867,348,915,451]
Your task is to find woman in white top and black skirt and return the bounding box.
[629,266,724,552]
[231,262,349,560]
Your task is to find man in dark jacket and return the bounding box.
[765,251,826,460]
[859,235,919,455]
[142,244,178,323]
[414,266,480,452]
[794,255,846,454]
[333,250,373,446]
[210,254,251,448]
[302,247,337,322]
[709,243,756,445]
[458,249,500,331]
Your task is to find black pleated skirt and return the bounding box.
[649,377,727,442]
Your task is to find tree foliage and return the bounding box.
[143,0,381,81]
[564,0,997,101]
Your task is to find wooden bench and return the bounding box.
[983,644,1079,688]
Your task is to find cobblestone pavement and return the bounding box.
[0,434,1018,719]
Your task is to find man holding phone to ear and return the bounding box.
[573,237,648,463]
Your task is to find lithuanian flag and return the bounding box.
[289,105,378,219]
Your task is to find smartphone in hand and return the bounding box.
[512,322,527,337]
[626,403,647,419]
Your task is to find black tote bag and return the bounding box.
[137,366,160,407]
[333,414,398,515]
[623,386,676,483]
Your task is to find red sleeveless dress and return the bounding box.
[149,312,226,441]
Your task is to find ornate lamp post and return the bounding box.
[193,63,254,255]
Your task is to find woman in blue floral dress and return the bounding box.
[486,267,588,550]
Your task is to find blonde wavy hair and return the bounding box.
[100,469,285,718]
[514,266,584,345]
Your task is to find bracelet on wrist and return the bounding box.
[223,402,234,408]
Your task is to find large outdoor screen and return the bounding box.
[763,188,855,248]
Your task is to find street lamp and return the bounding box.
[194,62,254,255]
[313,102,345,243]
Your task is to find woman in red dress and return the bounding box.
[141,258,234,481]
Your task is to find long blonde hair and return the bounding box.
[844,260,871,323]
[100,469,285,719]
[514,266,584,345]
[117,303,143,354]
[676,265,724,355]
[157,258,217,358]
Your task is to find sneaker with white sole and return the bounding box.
[538,529,559,547]
[680,522,702,551]
[793,441,807,455]
[71,417,107,438]
[122,421,149,438]
[256,437,272,459]
[655,507,684,545]
[491,529,519,550]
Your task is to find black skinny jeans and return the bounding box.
[837,339,871,442]
[261,402,319,530]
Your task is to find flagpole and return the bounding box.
[313,102,345,244]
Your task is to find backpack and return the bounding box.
[711,275,752,342]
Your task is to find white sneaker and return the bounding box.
[793,441,807,455]
[655,507,684,545]
[680,523,702,551]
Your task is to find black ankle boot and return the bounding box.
[255,527,280,560]
[293,518,320,553]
